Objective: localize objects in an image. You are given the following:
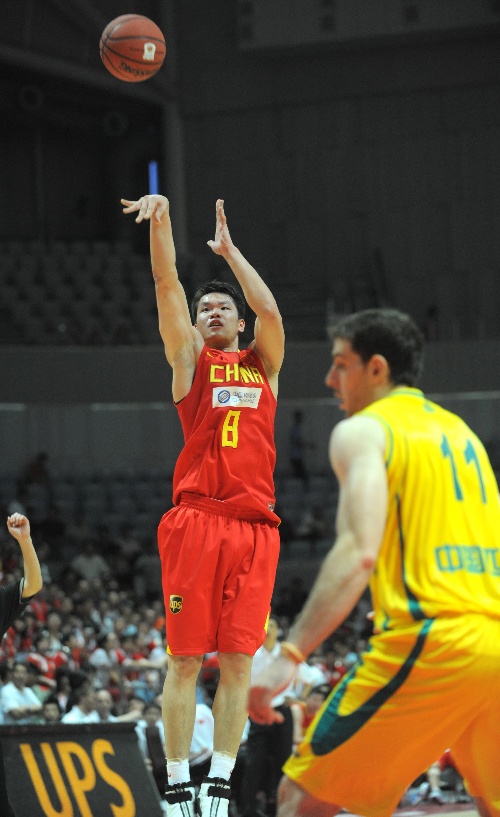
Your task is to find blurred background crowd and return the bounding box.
[0,447,470,814]
[0,464,372,815]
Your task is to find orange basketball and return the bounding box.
[100,14,166,83]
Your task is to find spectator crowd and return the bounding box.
[0,454,471,814]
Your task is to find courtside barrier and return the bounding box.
[0,722,163,817]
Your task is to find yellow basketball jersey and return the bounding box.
[360,387,500,629]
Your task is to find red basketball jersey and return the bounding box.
[173,345,279,523]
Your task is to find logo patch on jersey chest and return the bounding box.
[212,387,262,408]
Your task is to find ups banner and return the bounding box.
[0,722,163,817]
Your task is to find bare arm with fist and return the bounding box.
[1,514,43,641]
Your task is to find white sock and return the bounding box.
[166,758,190,785]
[208,751,236,781]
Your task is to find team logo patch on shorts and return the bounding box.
[169,595,183,615]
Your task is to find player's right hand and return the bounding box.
[121,195,169,223]
[248,654,298,724]
[248,686,284,725]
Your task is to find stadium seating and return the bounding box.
[0,239,328,345]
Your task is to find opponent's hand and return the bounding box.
[7,513,31,541]
[121,195,169,223]
[207,199,235,256]
[248,654,298,725]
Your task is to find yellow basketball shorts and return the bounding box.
[284,614,500,817]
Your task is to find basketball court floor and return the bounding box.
[346,801,478,817]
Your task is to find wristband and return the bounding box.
[280,641,306,664]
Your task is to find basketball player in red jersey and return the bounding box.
[122,194,285,817]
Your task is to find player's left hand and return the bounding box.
[248,655,298,725]
[207,199,235,256]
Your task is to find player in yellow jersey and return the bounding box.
[249,308,500,817]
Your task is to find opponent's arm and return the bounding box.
[249,416,387,723]
[7,514,43,599]
[288,416,387,655]
[207,200,284,384]
[122,195,202,400]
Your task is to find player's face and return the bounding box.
[325,338,374,416]
[195,293,244,349]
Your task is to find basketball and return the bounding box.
[100,14,166,83]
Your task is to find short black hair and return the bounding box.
[43,694,62,712]
[331,308,424,387]
[34,630,49,648]
[190,280,246,323]
[26,660,43,675]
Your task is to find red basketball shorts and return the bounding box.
[157,493,280,656]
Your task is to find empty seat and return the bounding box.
[83,496,108,518]
[132,477,151,507]
[82,506,104,529]
[25,317,52,344]
[69,300,92,321]
[99,300,125,322]
[0,477,17,505]
[101,259,126,289]
[16,257,38,288]
[39,299,63,327]
[40,255,62,281]
[56,284,77,309]
[82,480,107,500]
[112,494,136,515]
[129,295,156,320]
[24,481,50,508]
[82,255,103,277]
[61,256,82,282]
[130,510,157,533]
[143,495,167,515]
[24,284,48,312]
[0,256,17,280]
[287,539,315,560]
[8,298,32,324]
[139,323,161,344]
[82,285,104,309]
[50,240,69,257]
[112,239,132,255]
[307,475,337,502]
[2,284,19,308]
[282,476,308,496]
[55,497,78,522]
[53,479,78,503]
[104,283,130,306]
[108,478,133,497]
[6,240,25,257]
[69,240,90,255]
[27,240,46,256]
[1,321,23,343]
[91,240,112,256]
[106,511,128,535]
[308,475,330,492]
